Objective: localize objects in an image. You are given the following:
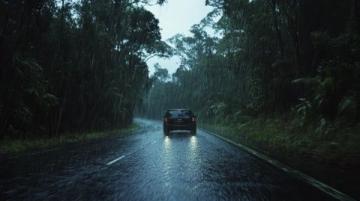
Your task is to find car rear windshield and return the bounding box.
[168,110,192,118]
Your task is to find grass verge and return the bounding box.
[0,123,140,155]
[200,117,360,199]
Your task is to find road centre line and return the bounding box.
[106,140,158,166]
[106,155,125,166]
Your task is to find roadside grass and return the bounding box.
[0,123,140,154]
[201,118,360,200]
[201,117,360,166]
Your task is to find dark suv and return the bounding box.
[163,109,196,135]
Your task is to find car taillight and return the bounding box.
[192,117,196,122]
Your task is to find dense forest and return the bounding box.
[141,2,360,192]
[1,0,359,198]
[142,0,360,133]
[0,0,171,138]
[1,0,360,144]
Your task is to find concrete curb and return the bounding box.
[200,128,357,201]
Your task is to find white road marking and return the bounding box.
[201,128,357,201]
[106,155,125,166]
[106,140,158,166]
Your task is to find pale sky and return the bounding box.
[145,0,213,75]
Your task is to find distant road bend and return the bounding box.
[0,119,349,201]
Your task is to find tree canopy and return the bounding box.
[142,0,360,133]
[0,0,170,138]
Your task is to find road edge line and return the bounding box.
[200,128,357,201]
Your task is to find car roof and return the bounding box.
[167,109,190,111]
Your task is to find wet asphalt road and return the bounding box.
[0,119,338,201]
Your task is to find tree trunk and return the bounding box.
[298,0,315,75]
[268,0,284,58]
[349,0,360,33]
[55,95,66,137]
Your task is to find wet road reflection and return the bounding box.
[0,119,337,201]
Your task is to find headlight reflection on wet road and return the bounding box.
[188,135,198,160]
[0,119,346,201]
[162,135,173,189]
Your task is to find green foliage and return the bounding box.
[293,98,313,127]
[0,0,167,138]
[141,0,360,140]
[0,123,139,154]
